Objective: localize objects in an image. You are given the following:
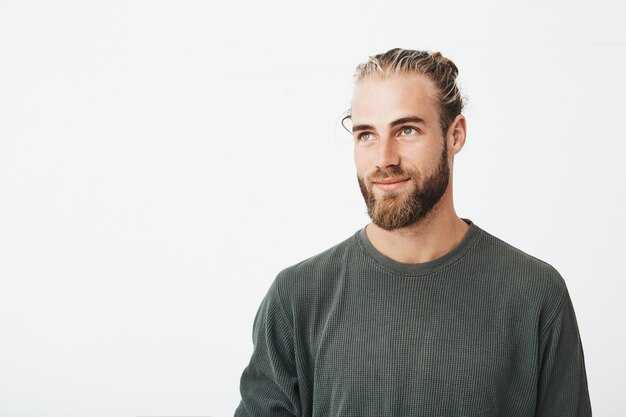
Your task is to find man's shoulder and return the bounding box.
[271,230,360,295]
[279,231,358,276]
[475,225,568,297]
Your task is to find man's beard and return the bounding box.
[357,141,450,231]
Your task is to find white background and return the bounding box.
[1,0,624,416]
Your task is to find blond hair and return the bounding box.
[352,48,464,135]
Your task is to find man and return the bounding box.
[235,48,591,417]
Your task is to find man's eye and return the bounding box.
[358,132,374,141]
[400,127,417,135]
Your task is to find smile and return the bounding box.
[372,178,410,191]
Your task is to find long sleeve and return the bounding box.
[233,223,593,416]
[235,281,301,417]
[535,291,592,416]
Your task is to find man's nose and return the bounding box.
[375,137,400,169]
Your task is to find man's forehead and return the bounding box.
[350,73,439,125]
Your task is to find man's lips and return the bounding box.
[372,178,410,185]
[371,178,410,191]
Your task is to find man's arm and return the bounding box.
[536,290,592,416]
[235,281,301,417]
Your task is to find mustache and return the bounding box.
[366,166,416,182]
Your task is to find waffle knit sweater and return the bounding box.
[235,219,591,416]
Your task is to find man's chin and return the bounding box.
[371,191,411,208]
[370,204,416,230]
[370,185,412,200]
[371,217,415,232]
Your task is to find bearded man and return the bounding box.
[234,48,592,417]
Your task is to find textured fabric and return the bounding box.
[235,219,591,417]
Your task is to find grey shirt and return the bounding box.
[235,219,591,416]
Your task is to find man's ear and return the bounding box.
[447,114,467,155]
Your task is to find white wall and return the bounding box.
[0,1,624,416]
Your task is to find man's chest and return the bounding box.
[304,277,539,416]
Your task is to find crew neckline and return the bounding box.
[355,218,482,276]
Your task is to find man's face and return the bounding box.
[351,74,450,231]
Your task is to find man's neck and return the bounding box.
[364,206,470,264]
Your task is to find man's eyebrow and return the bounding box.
[351,123,374,133]
[351,116,427,133]
[389,116,427,128]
